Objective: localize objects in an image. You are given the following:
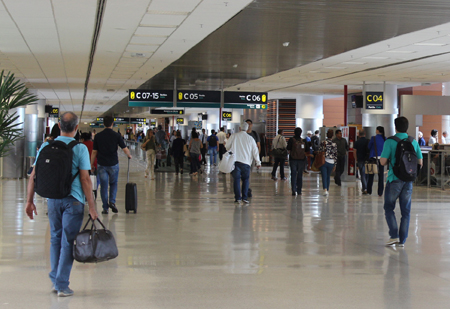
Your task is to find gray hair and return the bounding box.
[418,131,423,137]
[241,122,249,131]
[60,112,79,133]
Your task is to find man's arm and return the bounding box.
[257,142,261,154]
[252,143,261,167]
[25,168,37,219]
[80,170,98,220]
[122,147,132,159]
[91,150,98,170]
[380,157,388,166]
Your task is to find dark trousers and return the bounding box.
[334,156,346,185]
[271,157,285,178]
[219,144,226,160]
[357,161,368,191]
[367,163,385,196]
[201,144,207,164]
[190,153,200,174]
[289,159,306,194]
[174,156,184,173]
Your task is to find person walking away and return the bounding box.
[217,127,227,160]
[367,126,386,196]
[305,131,313,171]
[142,129,157,180]
[417,131,426,146]
[91,116,132,214]
[310,130,320,167]
[353,130,369,194]
[271,129,287,180]
[189,132,202,175]
[320,129,338,196]
[245,119,261,197]
[25,112,98,297]
[155,125,167,169]
[226,122,261,204]
[287,127,311,196]
[332,129,348,186]
[172,131,186,175]
[207,130,218,166]
[380,116,423,247]
[200,128,208,164]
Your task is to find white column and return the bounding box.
[441,83,450,137]
[295,95,323,135]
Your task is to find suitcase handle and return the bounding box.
[127,157,130,183]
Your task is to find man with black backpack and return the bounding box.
[287,127,311,196]
[25,112,98,297]
[380,116,423,247]
[207,130,218,166]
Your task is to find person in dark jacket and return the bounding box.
[367,126,386,196]
[332,130,348,186]
[172,131,186,175]
[418,131,426,146]
[287,127,311,196]
[353,130,369,194]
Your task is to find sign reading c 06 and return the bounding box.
[222,112,232,120]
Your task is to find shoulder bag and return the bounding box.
[311,141,326,171]
[270,137,288,159]
[219,146,236,173]
[73,217,118,263]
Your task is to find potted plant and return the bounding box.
[0,70,38,158]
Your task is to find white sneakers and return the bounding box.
[386,238,399,246]
[323,190,329,196]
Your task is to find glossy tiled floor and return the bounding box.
[2,158,450,308]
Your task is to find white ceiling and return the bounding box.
[2,0,450,121]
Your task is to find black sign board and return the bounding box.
[114,117,127,124]
[224,91,268,109]
[150,121,156,126]
[151,109,184,115]
[130,118,146,124]
[128,89,173,107]
[176,118,184,124]
[177,90,221,108]
[96,117,104,122]
[222,111,232,121]
[365,92,384,110]
[49,107,59,117]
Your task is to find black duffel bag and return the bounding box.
[73,217,118,263]
[270,148,288,159]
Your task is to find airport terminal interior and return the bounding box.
[4,0,450,307]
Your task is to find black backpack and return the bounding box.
[34,140,80,199]
[208,135,217,147]
[290,138,306,160]
[311,135,320,151]
[388,136,418,182]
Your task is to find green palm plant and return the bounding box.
[0,70,38,157]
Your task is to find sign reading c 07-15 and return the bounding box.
[177,90,221,108]
[128,89,173,107]
[224,91,268,109]
[365,92,384,110]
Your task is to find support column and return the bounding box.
[442,83,450,140]
[295,95,323,135]
[362,84,398,137]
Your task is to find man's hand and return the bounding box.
[128,154,132,159]
[332,166,336,172]
[89,201,98,221]
[256,165,261,169]
[26,202,37,219]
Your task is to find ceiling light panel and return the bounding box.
[131,36,167,45]
[135,27,176,36]
[141,14,187,26]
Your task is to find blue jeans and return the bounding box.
[289,159,305,194]
[48,196,85,291]
[320,162,334,190]
[384,180,413,244]
[98,163,119,211]
[209,147,217,165]
[357,161,367,191]
[231,162,251,201]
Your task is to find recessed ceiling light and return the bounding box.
[232,64,238,68]
[131,53,146,58]
[386,50,415,54]
[342,61,366,65]
[362,56,389,59]
[414,43,446,46]
[282,42,290,47]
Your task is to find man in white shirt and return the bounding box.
[442,131,450,144]
[217,127,227,160]
[226,122,261,204]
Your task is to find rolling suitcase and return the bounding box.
[125,159,137,213]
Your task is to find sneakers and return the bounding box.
[386,238,399,246]
[362,190,368,195]
[281,177,287,181]
[292,192,297,196]
[242,200,250,204]
[57,288,74,297]
[397,243,405,248]
[323,190,329,196]
[271,176,278,180]
[51,285,57,293]
[101,209,109,214]
[234,200,242,204]
[109,202,118,214]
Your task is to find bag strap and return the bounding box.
[373,136,379,165]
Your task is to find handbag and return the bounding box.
[183,144,189,157]
[270,137,287,159]
[73,217,118,263]
[219,147,236,173]
[90,172,97,191]
[311,151,325,171]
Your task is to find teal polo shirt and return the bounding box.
[35,136,91,203]
[380,132,423,183]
